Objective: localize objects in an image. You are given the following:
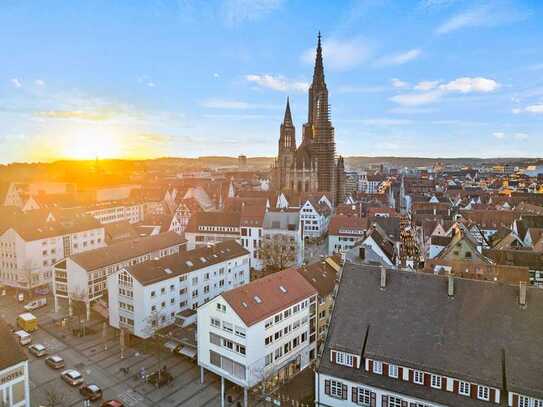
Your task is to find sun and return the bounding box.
[63,127,123,160]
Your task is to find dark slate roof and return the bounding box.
[296,260,337,297]
[516,215,543,240]
[430,235,452,246]
[0,318,27,370]
[318,263,543,401]
[127,240,249,286]
[369,216,400,242]
[485,249,543,269]
[70,232,186,271]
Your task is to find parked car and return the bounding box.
[79,384,103,401]
[61,369,83,386]
[101,401,124,407]
[13,330,32,346]
[45,355,65,369]
[28,343,47,357]
[24,297,47,311]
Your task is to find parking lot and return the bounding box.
[0,292,244,407]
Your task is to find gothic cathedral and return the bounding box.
[272,33,345,205]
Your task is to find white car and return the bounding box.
[61,369,83,386]
[28,343,47,357]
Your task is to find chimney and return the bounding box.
[448,274,454,297]
[519,281,527,307]
[380,266,386,289]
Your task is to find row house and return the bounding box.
[197,268,317,407]
[0,208,105,289]
[263,209,305,267]
[359,174,386,194]
[239,204,266,271]
[53,232,186,320]
[108,240,249,339]
[328,215,368,256]
[184,212,241,250]
[300,199,332,239]
[316,263,543,407]
[85,201,145,224]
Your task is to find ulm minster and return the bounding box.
[1,2,543,407]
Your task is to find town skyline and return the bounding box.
[1,0,543,164]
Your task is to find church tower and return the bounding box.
[305,32,336,199]
[276,97,296,190]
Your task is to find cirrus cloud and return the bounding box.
[246,74,309,92]
[376,49,422,66]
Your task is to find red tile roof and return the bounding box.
[222,268,317,327]
[328,215,368,236]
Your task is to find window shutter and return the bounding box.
[324,379,330,395]
[353,355,359,368]
[398,367,404,380]
[401,401,408,407]
[424,373,431,386]
[490,388,496,403]
[383,363,389,376]
[512,394,519,407]
[408,369,413,382]
[342,384,348,400]
[330,350,336,363]
[382,395,388,407]
[352,386,357,402]
[470,384,478,399]
[453,380,459,393]
[370,392,376,407]
[441,377,447,391]
[368,359,373,372]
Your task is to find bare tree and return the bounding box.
[259,234,297,272]
[42,385,67,407]
[142,310,169,386]
[69,287,89,335]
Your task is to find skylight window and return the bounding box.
[164,268,172,274]
[185,260,193,267]
[200,257,207,263]
[254,296,262,304]
[279,285,287,293]
[242,301,248,308]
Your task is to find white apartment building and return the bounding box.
[0,319,30,407]
[327,215,368,256]
[263,209,305,267]
[197,268,317,407]
[184,212,241,250]
[107,240,250,338]
[239,205,266,271]
[0,208,105,290]
[85,202,144,224]
[53,232,186,320]
[300,199,331,239]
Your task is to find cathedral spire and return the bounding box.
[283,96,293,126]
[312,31,325,86]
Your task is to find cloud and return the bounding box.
[525,104,543,114]
[439,77,499,93]
[36,110,115,121]
[213,73,220,78]
[414,80,440,91]
[11,78,22,88]
[493,132,505,139]
[301,37,373,71]
[390,91,442,106]
[147,82,156,87]
[377,49,422,66]
[35,79,45,86]
[435,3,529,35]
[245,74,309,92]
[514,133,528,140]
[222,0,283,25]
[390,76,499,106]
[391,78,410,89]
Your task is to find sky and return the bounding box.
[1,0,543,163]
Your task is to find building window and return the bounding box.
[519,396,530,407]
[357,388,371,404]
[335,352,353,367]
[431,374,442,389]
[388,397,403,407]
[534,399,543,407]
[459,381,470,396]
[373,361,383,374]
[477,386,489,401]
[265,319,273,329]
[389,364,398,378]
[265,335,273,346]
[211,317,220,328]
[265,353,273,366]
[330,380,343,398]
[222,321,233,333]
[413,370,424,385]
[235,326,246,338]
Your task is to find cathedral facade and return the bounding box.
[272,33,345,205]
